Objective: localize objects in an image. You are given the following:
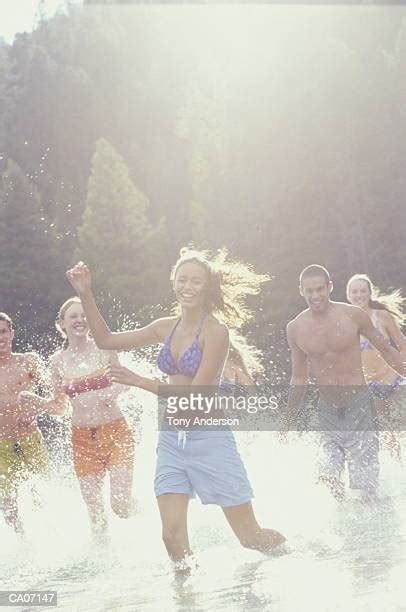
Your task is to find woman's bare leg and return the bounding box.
[157,493,191,561]
[223,501,285,552]
[109,465,135,518]
[78,473,107,532]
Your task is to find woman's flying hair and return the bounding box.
[228,329,264,378]
[171,246,269,328]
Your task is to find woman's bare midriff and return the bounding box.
[70,386,124,427]
[362,350,400,385]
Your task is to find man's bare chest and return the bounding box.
[0,366,34,399]
[296,322,357,357]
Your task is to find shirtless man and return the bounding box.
[0,312,64,533]
[286,266,405,501]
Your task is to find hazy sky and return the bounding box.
[0,0,81,43]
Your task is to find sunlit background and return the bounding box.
[0,2,405,610]
[0,1,404,350]
[0,1,81,43]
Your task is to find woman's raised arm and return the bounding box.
[66,262,163,350]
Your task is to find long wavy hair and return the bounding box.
[346,274,405,327]
[228,330,264,378]
[171,246,269,328]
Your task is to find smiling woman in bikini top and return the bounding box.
[51,298,124,427]
[346,274,406,391]
[66,248,286,562]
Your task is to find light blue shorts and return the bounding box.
[154,430,253,507]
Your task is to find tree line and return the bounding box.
[0,4,405,371]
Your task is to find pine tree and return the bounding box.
[0,159,56,329]
[77,138,168,316]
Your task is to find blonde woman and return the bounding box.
[33,298,136,534]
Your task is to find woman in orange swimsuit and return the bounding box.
[50,297,135,534]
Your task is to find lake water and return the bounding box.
[1,360,405,612]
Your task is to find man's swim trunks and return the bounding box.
[72,417,134,477]
[0,431,49,495]
[318,389,379,493]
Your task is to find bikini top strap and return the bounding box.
[195,314,207,339]
[168,318,181,340]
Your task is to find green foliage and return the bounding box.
[0,5,404,363]
[77,138,169,314]
[0,160,59,330]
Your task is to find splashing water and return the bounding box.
[1,357,405,611]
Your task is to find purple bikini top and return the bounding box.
[157,316,206,377]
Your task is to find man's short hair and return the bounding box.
[299,265,331,287]
[0,312,13,330]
